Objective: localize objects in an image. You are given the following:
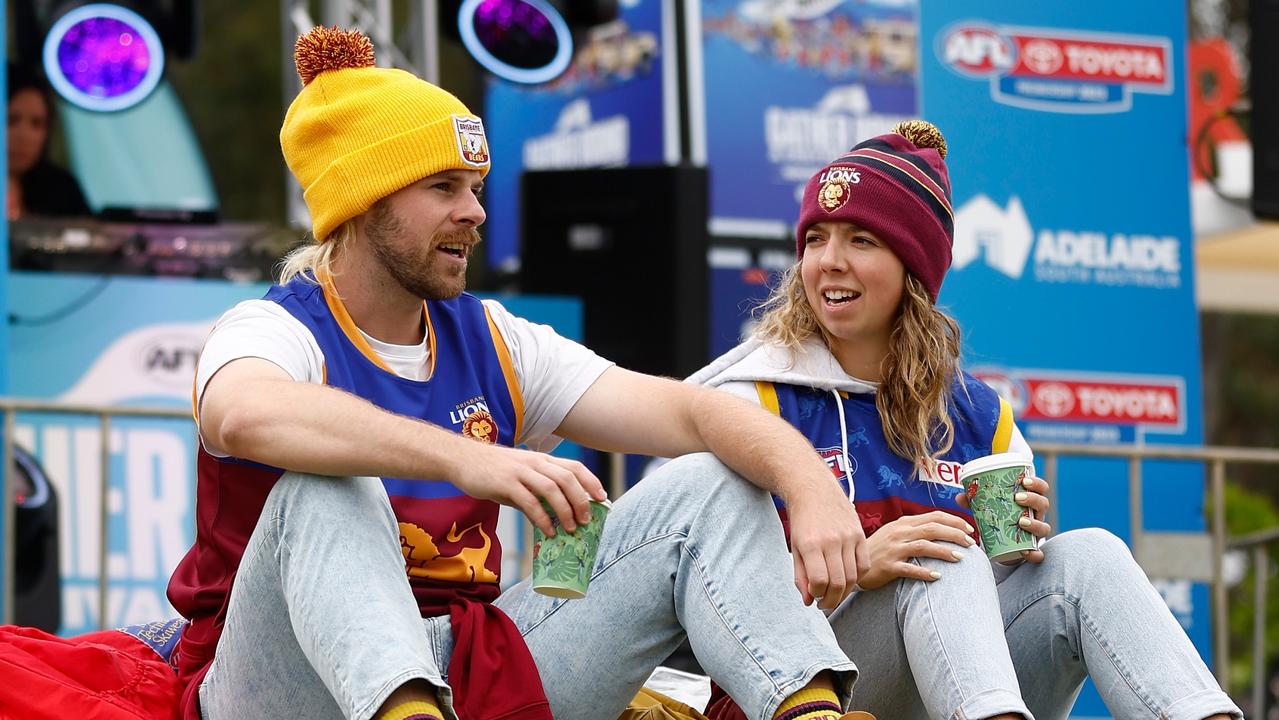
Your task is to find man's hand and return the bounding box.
[855,512,976,590]
[787,491,870,610]
[447,440,607,537]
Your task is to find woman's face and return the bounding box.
[800,221,906,354]
[8,88,50,176]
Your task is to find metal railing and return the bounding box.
[1033,441,1279,716]
[0,398,192,629]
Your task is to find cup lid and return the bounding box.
[958,452,1033,480]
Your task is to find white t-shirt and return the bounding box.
[195,296,613,454]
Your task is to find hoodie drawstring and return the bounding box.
[832,389,855,503]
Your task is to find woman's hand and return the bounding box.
[856,511,977,590]
[957,473,1053,563]
[1014,474,1051,563]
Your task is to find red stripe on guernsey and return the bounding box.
[856,496,978,544]
[847,147,953,216]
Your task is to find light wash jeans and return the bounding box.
[198,453,856,720]
[827,528,1243,720]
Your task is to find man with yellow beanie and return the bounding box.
[166,26,870,720]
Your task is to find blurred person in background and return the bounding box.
[6,63,90,220]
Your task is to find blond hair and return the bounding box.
[753,268,962,475]
[277,219,355,285]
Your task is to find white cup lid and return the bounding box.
[958,451,1033,481]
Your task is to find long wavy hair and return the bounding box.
[277,219,355,285]
[753,265,963,474]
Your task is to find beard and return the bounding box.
[365,200,481,301]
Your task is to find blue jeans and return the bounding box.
[827,528,1242,720]
[198,453,856,720]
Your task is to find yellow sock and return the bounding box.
[774,687,842,720]
[377,699,442,720]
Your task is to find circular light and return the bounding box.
[42,3,166,112]
[459,0,574,84]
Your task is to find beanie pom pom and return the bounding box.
[892,119,947,159]
[295,26,376,85]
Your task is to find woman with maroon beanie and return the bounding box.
[690,121,1240,720]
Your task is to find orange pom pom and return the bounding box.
[892,119,948,159]
[294,26,375,86]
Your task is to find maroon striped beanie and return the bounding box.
[795,120,954,301]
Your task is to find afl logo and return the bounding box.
[462,410,498,444]
[940,25,1015,77]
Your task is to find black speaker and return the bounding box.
[1252,0,1279,219]
[12,445,61,633]
[520,165,709,379]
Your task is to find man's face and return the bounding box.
[364,169,485,301]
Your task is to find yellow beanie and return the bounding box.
[280,27,491,241]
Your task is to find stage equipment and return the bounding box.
[520,165,709,379]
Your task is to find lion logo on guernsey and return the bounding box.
[937,23,1172,113]
[463,410,498,444]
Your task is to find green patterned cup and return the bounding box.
[958,453,1037,563]
[531,499,611,598]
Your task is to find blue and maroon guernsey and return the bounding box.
[756,373,1012,538]
[167,274,524,700]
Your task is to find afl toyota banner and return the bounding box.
[5,272,583,635]
[920,1,1210,713]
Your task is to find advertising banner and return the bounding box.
[6,272,582,635]
[483,0,673,272]
[920,2,1207,715]
[699,0,919,240]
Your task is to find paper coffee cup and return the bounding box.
[531,499,611,599]
[958,453,1037,563]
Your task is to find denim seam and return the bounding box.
[683,539,800,720]
[908,560,973,715]
[517,530,689,636]
[271,507,365,716]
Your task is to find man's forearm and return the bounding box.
[209,377,468,480]
[687,387,836,504]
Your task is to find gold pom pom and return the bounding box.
[294,26,376,86]
[892,119,948,159]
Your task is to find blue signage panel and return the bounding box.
[699,0,919,239]
[920,3,1206,716]
[483,0,672,272]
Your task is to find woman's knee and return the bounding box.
[1042,527,1142,586]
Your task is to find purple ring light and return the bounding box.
[42,3,165,112]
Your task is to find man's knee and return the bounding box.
[267,472,396,528]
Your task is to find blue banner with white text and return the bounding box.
[920,3,1206,716]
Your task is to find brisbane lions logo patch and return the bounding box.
[817,166,860,213]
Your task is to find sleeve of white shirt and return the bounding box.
[194,299,326,425]
[481,299,613,452]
